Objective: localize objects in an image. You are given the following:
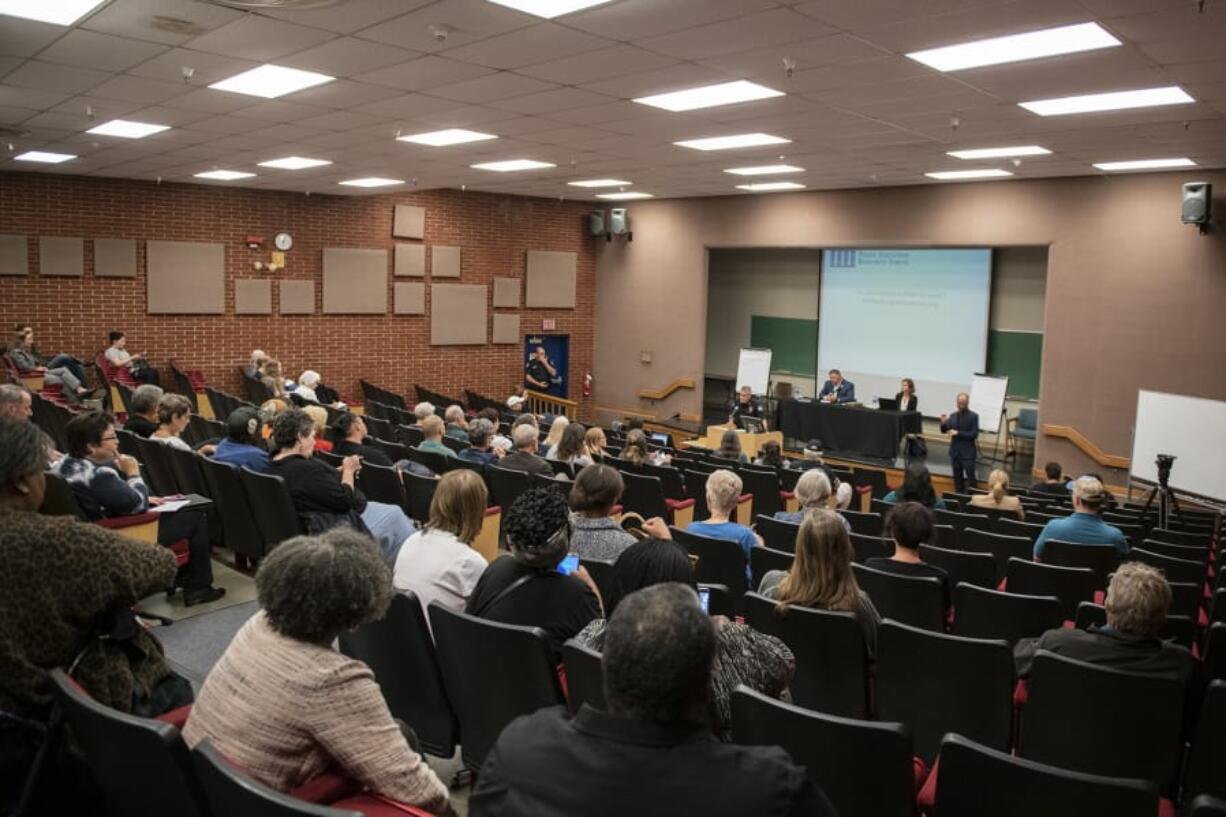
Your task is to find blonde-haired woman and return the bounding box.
[584,426,608,462]
[758,510,882,655]
[260,359,288,400]
[970,468,1025,519]
[393,470,489,620]
[541,415,568,458]
[302,404,333,453]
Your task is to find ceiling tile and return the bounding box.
[847,0,1088,53]
[129,48,260,85]
[517,45,678,85]
[287,79,404,109]
[354,55,495,91]
[181,15,335,62]
[162,87,258,114]
[699,34,890,80]
[356,0,535,52]
[564,0,779,40]
[228,99,334,124]
[487,86,615,115]
[37,30,167,73]
[297,109,392,132]
[0,84,72,111]
[0,17,68,58]
[4,61,111,95]
[792,0,1008,31]
[580,63,732,99]
[351,92,464,119]
[429,72,558,103]
[80,0,244,45]
[414,103,521,126]
[639,8,836,61]
[89,75,186,105]
[258,0,434,34]
[441,23,614,70]
[282,38,420,77]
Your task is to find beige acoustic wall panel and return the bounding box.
[322,248,387,314]
[393,204,425,239]
[431,283,487,345]
[39,237,83,276]
[394,281,425,314]
[0,235,28,276]
[94,238,136,277]
[525,250,577,308]
[146,240,224,313]
[431,245,461,278]
[492,313,520,344]
[395,243,425,277]
[279,280,315,314]
[235,278,272,314]
[493,276,521,307]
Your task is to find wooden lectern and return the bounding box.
[682,424,784,458]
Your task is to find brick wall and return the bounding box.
[0,171,596,414]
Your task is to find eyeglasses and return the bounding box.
[100,434,118,442]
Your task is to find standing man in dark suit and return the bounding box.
[940,392,979,492]
[817,369,856,404]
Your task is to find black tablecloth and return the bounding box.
[776,401,921,459]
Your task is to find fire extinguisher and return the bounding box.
[583,372,592,398]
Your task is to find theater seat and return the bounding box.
[191,740,364,817]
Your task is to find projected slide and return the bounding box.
[818,248,992,415]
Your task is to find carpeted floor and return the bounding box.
[136,559,258,622]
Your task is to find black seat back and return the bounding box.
[736,466,782,518]
[918,543,997,590]
[1185,680,1226,802]
[1073,602,1196,649]
[1127,548,1205,584]
[1042,541,1122,587]
[853,563,944,631]
[849,532,888,563]
[640,460,685,500]
[961,527,1034,576]
[163,444,209,498]
[395,424,424,448]
[749,546,793,589]
[618,470,669,520]
[843,509,883,537]
[562,639,605,714]
[755,514,800,552]
[39,470,85,518]
[951,583,1063,645]
[994,517,1046,542]
[671,525,747,598]
[192,740,361,817]
[412,447,454,475]
[133,435,178,495]
[355,461,407,510]
[487,466,532,514]
[1005,558,1096,619]
[200,457,266,560]
[238,466,302,545]
[401,470,438,523]
[682,469,710,519]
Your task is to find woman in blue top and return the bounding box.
[687,469,762,577]
[881,463,947,509]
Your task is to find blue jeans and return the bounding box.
[361,501,416,564]
[46,354,86,385]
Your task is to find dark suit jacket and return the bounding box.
[940,409,979,458]
[817,379,856,404]
[499,450,553,477]
[893,392,918,412]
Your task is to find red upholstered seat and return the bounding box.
[331,794,438,816]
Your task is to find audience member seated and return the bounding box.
[1030,461,1070,496]
[584,426,608,461]
[294,369,324,404]
[466,488,601,659]
[0,419,188,810]
[572,540,794,740]
[568,464,636,562]
[882,463,947,509]
[505,388,526,412]
[774,468,851,534]
[183,529,452,815]
[12,322,88,385]
[1016,562,1194,684]
[444,405,468,441]
[547,421,592,469]
[302,405,333,453]
[52,410,224,605]
[258,398,288,442]
[417,415,456,460]
[970,468,1025,519]
[122,384,163,437]
[715,429,749,464]
[759,510,882,655]
[268,409,414,563]
[10,327,92,401]
[212,407,270,473]
[1033,475,1127,558]
[470,582,833,817]
[753,439,789,470]
[150,393,215,455]
[621,428,669,467]
[104,331,159,385]
[865,501,951,612]
[541,415,569,459]
[331,413,392,466]
[478,407,511,451]
[687,469,763,576]
[244,349,268,380]
[0,384,32,422]
[458,418,501,466]
[793,439,830,473]
[499,424,553,477]
[412,401,435,427]
[393,470,489,618]
[259,358,289,401]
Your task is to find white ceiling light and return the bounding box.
[674,133,791,151]
[484,0,613,18]
[86,119,170,139]
[471,159,556,172]
[925,169,1014,180]
[339,177,404,188]
[724,164,805,176]
[398,129,498,147]
[947,146,1051,160]
[596,191,653,200]
[634,80,784,112]
[1020,86,1193,116]
[258,156,332,170]
[907,22,1120,72]
[14,150,76,164]
[1093,158,1196,172]
[568,179,631,188]
[209,64,334,99]
[736,181,806,192]
[0,0,107,25]
[194,170,255,181]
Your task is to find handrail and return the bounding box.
[637,378,696,401]
[1041,424,1130,469]
[525,389,578,419]
[594,405,656,421]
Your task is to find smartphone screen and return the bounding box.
[557,554,581,576]
[698,586,710,614]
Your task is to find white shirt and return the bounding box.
[295,385,319,403]
[105,346,131,366]
[392,527,487,627]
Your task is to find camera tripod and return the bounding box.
[1140,467,1185,530]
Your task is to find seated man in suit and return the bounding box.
[817,369,855,404]
[498,423,553,477]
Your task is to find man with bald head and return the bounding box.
[940,392,979,492]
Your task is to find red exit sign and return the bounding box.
[541,318,557,330]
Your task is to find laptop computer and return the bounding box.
[877,397,899,411]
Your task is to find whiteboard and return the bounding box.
[1131,390,1226,502]
[735,348,772,396]
[969,374,1008,433]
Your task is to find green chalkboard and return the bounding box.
[750,315,818,376]
[987,330,1042,399]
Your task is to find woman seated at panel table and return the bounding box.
[895,378,918,412]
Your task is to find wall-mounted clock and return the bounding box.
[274,232,293,251]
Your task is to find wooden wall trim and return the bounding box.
[637,378,696,401]
[1042,424,1130,470]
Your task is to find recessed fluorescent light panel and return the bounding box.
[258,156,332,170]
[947,146,1051,160]
[674,133,791,151]
[398,129,497,147]
[724,164,805,176]
[339,177,404,188]
[1020,86,1193,116]
[595,191,653,200]
[1093,158,1196,172]
[925,169,1014,180]
[194,170,255,181]
[0,0,107,25]
[470,159,556,172]
[86,119,170,139]
[14,150,76,163]
[484,0,613,18]
[634,80,784,112]
[907,22,1120,72]
[209,65,334,99]
[568,179,631,188]
[736,182,805,192]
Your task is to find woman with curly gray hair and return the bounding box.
[182,528,452,814]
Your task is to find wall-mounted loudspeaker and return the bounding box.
[588,210,606,236]
[1182,181,1211,225]
[609,208,628,235]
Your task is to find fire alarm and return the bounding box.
[245,235,264,249]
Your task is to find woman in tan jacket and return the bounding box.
[969,468,1026,519]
